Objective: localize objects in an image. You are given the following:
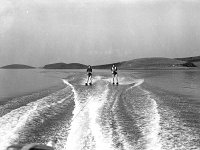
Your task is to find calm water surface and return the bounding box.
[0,69,62,98]
[133,70,200,98]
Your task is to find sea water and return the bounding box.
[0,69,200,150]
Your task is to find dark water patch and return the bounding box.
[116,91,142,142]
[0,84,65,105]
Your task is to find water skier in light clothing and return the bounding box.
[86,65,92,85]
[111,64,118,85]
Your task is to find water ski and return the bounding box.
[85,83,92,86]
[112,82,119,86]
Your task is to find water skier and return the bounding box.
[111,64,118,85]
[86,65,92,85]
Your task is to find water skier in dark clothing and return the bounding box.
[86,65,92,85]
[111,64,118,85]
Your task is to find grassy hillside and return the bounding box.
[119,57,186,69]
[176,56,200,67]
[1,64,35,69]
[176,56,200,62]
[93,57,193,69]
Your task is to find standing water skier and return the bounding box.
[86,65,92,85]
[111,64,118,85]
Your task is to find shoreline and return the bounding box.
[1,67,200,70]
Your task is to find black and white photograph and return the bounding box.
[0,0,200,150]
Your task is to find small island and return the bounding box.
[1,64,35,69]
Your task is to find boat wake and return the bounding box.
[61,77,161,150]
[1,71,200,150]
[0,74,162,150]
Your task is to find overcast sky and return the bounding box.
[0,0,200,66]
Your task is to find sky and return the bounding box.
[0,0,200,67]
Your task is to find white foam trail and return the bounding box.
[93,76,102,81]
[103,76,144,86]
[81,75,103,85]
[125,79,144,90]
[0,103,38,150]
[62,79,78,108]
[0,86,70,150]
[57,93,73,104]
[146,97,161,150]
[87,88,115,150]
[118,77,133,85]
[137,88,161,150]
[102,77,113,83]
[63,79,115,150]
[112,78,160,150]
[63,79,84,150]
[132,79,144,87]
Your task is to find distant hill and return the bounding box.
[93,57,198,69]
[92,62,121,69]
[119,57,186,69]
[43,63,87,69]
[4,56,198,70]
[1,64,35,69]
